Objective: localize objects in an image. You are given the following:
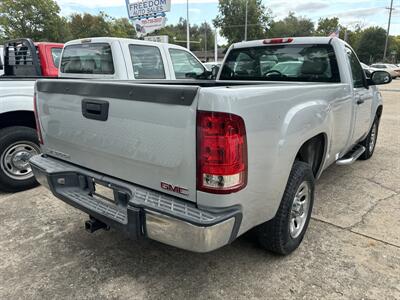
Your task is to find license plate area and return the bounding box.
[88,178,130,208]
[92,181,116,203]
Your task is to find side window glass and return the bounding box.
[169,49,205,79]
[51,48,62,68]
[129,45,165,79]
[345,47,365,88]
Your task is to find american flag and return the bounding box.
[329,28,340,38]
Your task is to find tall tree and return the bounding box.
[0,0,68,42]
[213,0,272,44]
[153,18,215,51]
[316,17,340,36]
[109,18,137,39]
[267,12,314,38]
[355,27,387,63]
[68,12,111,39]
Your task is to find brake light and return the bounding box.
[33,94,43,145]
[263,38,293,44]
[197,111,247,194]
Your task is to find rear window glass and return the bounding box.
[51,48,62,68]
[220,44,340,83]
[60,43,114,74]
[129,44,165,79]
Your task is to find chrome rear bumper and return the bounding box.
[30,155,241,253]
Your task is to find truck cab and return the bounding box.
[59,37,209,80]
[35,42,63,77]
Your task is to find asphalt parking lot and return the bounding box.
[0,81,399,299]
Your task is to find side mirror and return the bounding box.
[367,71,392,85]
[211,65,220,79]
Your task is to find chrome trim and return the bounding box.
[145,211,235,253]
[336,145,366,165]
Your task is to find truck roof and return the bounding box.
[231,37,342,49]
[64,37,189,51]
[34,42,64,47]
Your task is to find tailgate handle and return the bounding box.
[82,99,109,121]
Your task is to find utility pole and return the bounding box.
[204,22,207,62]
[186,0,190,50]
[383,0,394,61]
[244,0,248,41]
[215,29,218,63]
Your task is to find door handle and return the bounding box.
[355,96,364,105]
[82,99,109,121]
[357,99,365,105]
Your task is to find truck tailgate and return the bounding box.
[35,80,199,202]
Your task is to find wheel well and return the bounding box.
[0,111,36,130]
[376,105,383,119]
[295,133,326,177]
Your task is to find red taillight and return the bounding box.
[197,111,247,194]
[33,95,44,145]
[263,38,293,44]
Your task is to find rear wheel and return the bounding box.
[359,116,379,160]
[257,161,315,255]
[0,126,40,192]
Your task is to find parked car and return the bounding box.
[269,61,303,76]
[360,62,376,76]
[31,37,391,255]
[0,37,209,193]
[370,63,398,79]
[203,62,221,71]
[388,64,400,77]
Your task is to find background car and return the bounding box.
[203,62,221,71]
[370,63,398,79]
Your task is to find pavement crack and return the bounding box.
[349,193,398,230]
[311,217,400,249]
[360,174,399,194]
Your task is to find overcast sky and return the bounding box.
[56,0,400,38]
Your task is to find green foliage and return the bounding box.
[213,0,272,44]
[68,12,136,40]
[0,0,398,64]
[110,18,137,38]
[267,12,314,38]
[354,27,387,63]
[0,0,66,42]
[153,18,215,51]
[316,17,339,36]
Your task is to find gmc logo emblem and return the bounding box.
[161,182,189,196]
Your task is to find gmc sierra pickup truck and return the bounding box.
[0,37,208,192]
[31,37,391,255]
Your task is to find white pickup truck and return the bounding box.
[0,37,208,192]
[31,37,391,255]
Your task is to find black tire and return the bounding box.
[0,126,40,192]
[359,116,379,160]
[257,161,315,255]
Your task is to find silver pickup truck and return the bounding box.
[30,37,391,255]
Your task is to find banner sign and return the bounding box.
[129,0,171,19]
[134,16,167,37]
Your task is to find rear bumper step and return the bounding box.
[30,154,241,253]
